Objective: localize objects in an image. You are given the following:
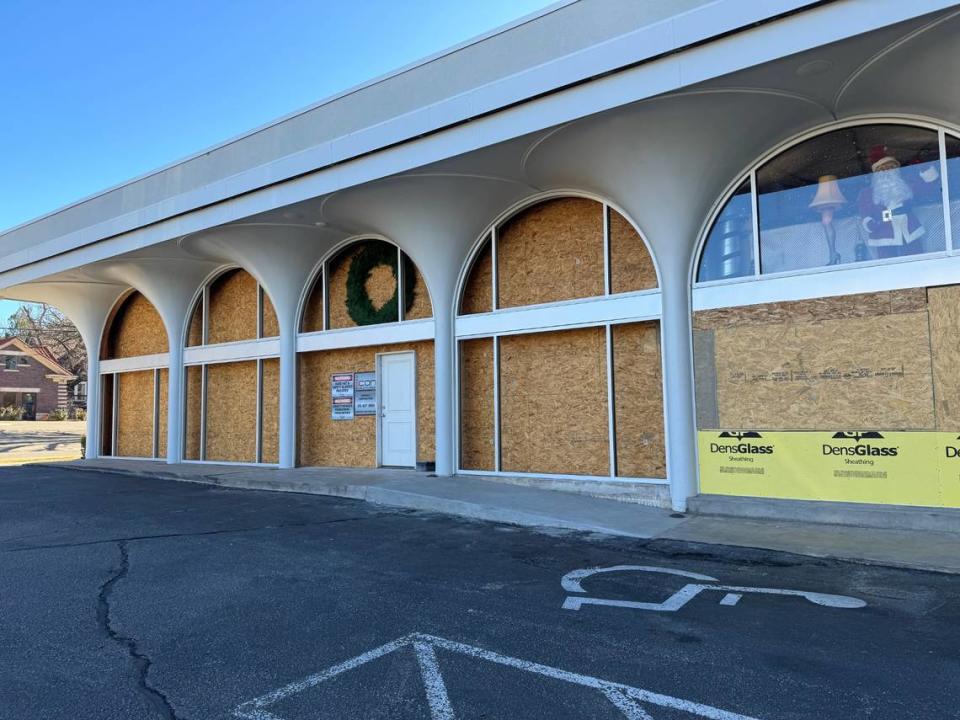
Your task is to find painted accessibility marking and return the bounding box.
[233,632,764,720]
[561,565,866,612]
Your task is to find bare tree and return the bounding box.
[6,304,86,378]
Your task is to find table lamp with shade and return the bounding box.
[809,174,848,265]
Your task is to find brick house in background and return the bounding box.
[0,337,76,420]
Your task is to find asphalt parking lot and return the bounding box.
[1,466,958,719]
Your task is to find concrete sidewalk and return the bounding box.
[39,458,960,574]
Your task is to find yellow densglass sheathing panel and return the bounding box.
[208,269,259,344]
[260,359,280,464]
[609,209,657,293]
[184,365,203,460]
[499,327,609,476]
[298,341,435,467]
[116,370,155,458]
[157,368,168,458]
[205,361,258,463]
[104,292,168,359]
[612,322,666,478]
[459,338,495,471]
[459,238,492,315]
[497,198,604,309]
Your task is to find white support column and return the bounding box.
[278,318,297,468]
[433,286,456,476]
[659,257,698,512]
[166,331,184,463]
[85,354,100,459]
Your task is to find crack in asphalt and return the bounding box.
[96,540,182,720]
[3,516,369,553]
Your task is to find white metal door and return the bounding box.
[378,352,416,468]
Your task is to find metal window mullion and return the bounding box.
[202,286,210,345]
[257,285,264,339]
[322,262,329,331]
[493,336,501,473]
[750,171,761,276]
[397,247,404,322]
[939,129,954,254]
[603,205,611,295]
[111,373,118,457]
[605,324,617,478]
[199,365,208,462]
[255,358,263,463]
[491,229,499,311]
[152,368,160,459]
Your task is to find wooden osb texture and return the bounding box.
[261,358,279,463]
[612,322,666,478]
[406,264,433,320]
[301,275,325,333]
[459,238,492,315]
[609,209,657,293]
[208,269,258,344]
[497,198,604,309]
[459,338,495,470]
[103,292,168,359]
[205,361,257,462]
[699,290,936,430]
[928,285,960,429]
[157,368,168,458]
[298,341,435,467]
[116,370,154,458]
[187,299,203,347]
[499,327,609,476]
[184,365,203,460]
[262,291,280,338]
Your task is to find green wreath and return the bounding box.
[345,242,416,326]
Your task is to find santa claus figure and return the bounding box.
[858,145,940,258]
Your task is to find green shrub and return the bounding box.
[73,408,87,421]
[80,435,86,459]
[48,408,69,421]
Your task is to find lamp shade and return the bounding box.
[809,174,847,209]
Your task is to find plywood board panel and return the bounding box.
[301,274,325,333]
[116,370,154,458]
[497,198,604,309]
[104,292,168,359]
[327,242,404,329]
[500,327,609,476]
[459,237,492,315]
[187,299,204,347]
[260,358,279,464]
[612,322,666,478]
[298,340,434,467]
[459,338,494,471]
[184,365,203,460]
[609,209,657,293]
[262,290,280,338]
[157,368,168,458]
[406,263,433,320]
[693,288,927,330]
[100,374,114,456]
[208,269,258,344]
[928,284,960,429]
[713,310,935,430]
[205,361,257,463]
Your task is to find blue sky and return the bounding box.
[0,0,555,320]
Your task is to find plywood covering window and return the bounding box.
[458,198,657,316]
[459,338,495,471]
[205,361,258,463]
[692,287,958,431]
[300,273,325,333]
[260,358,280,464]
[207,269,259,344]
[102,292,168,359]
[298,341,435,468]
[102,368,168,460]
[612,323,666,478]
[184,365,203,460]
